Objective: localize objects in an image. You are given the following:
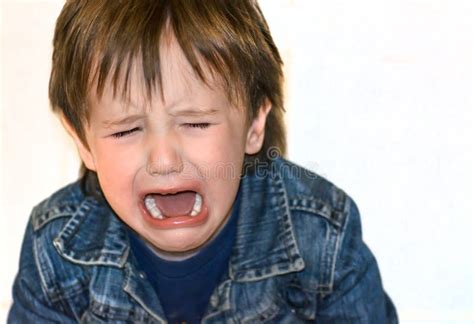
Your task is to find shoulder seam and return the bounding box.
[288,195,346,229]
[32,203,78,232]
[30,180,85,232]
[322,194,356,297]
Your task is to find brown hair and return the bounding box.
[49,0,286,176]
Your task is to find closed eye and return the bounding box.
[111,127,141,138]
[184,123,211,129]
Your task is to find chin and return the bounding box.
[149,228,210,253]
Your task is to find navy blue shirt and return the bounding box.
[127,191,240,324]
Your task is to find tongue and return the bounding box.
[152,191,196,217]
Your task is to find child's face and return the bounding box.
[64,35,271,253]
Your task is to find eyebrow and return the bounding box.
[168,106,220,117]
[101,107,220,128]
[101,114,145,128]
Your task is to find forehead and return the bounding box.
[87,34,233,117]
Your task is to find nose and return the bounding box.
[146,132,184,176]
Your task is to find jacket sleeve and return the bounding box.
[7,221,76,323]
[315,196,399,324]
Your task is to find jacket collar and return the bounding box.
[229,158,305,281]
[53,157,305,280]
[53,196,130,267]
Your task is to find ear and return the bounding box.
[245,99,272,155]
[59,114,97,171]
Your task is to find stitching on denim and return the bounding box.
[32,204,76,232]
[52,198,129,267]
[229,160,305,282]
[317,195,352,298]
[272,168,306,268]
[288,196,344,229]
[33,232,59,304]
[201,279,232,321]
[122,264,167,323]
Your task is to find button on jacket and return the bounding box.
[8,157,398,323]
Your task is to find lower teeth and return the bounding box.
[144,196,163,219]
[190,193,202,216]
[144,192,203,219]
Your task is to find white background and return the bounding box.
[1,0,473,322]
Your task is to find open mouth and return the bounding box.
[143,190,203,219]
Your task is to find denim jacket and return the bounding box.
[8,157,398,323]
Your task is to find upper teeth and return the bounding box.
[144,192,203,219]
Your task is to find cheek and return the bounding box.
[93,143,141,191]
[185,125,246,162]
[192,127,245,198]
[185,135,244,186]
